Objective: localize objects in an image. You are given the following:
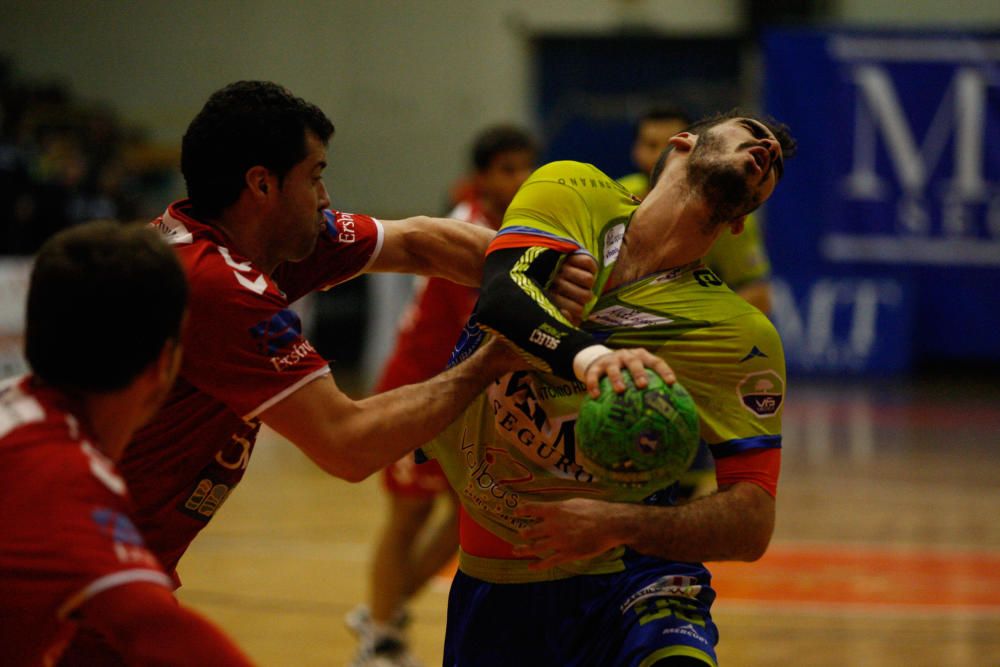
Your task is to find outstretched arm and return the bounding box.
[368,217,599,323]
[511,482,775,570]
[369,216,493,286]
[259,338,522,482]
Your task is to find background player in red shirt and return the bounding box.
[347,125,539,667]
[0,221,254,666]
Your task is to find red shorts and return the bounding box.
[382,454,450,499]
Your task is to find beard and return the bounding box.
[686,130,761,229]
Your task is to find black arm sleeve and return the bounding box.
[476,246,596,379]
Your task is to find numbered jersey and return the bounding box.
[0,377,171,666]
[426,161,785,583]
[123,200,383,579]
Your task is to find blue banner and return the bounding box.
[763,29,1000,372]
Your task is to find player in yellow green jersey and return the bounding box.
[619,107,776,500]
[619,107,773,314]
[425,109,796,666]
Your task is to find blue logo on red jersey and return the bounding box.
[249,309,303,356]
[448,310,485,369]
[91,508,145,546]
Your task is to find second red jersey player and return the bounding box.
[129,200,384,579]
[0,378,173,666]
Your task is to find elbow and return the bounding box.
[738,506,775,562]
[336,463,376,484]
[313,455,375,484]
[740,531,773,562]
[728,482,776,562]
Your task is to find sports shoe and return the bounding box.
[347,635,423,667]
[345,605,422,667]
[345,604,412,637]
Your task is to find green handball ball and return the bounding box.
[575,369,700,487]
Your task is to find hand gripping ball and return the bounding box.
[575,369,700,487]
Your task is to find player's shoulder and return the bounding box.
[0,378,73,448]
[528,160,612,184]
[178,241,286,317]
[617,172,650,199]
[0,383,127,498]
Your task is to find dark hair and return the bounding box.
[649,108,797,186]
[635,106,692,138]
[25,221,188,393]
[181,81,335,218]
[471,125,537,172]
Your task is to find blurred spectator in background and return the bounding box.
[347,125,538,667]
[618,106,691,199]
[0,58,176,255]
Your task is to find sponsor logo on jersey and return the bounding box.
[250,309,316,371]
[737,370,784,417]
[604,223,625,264]
[180,479,232,521]
[739,345,769,363]
[486,372,593,484]
[92,507,159,567]
[649,266,687,285]
[460,432,531,514]
[693,268,724,288]
[529,326,562,350]
[448,313,486,369]
[661,623,710,646]
[536,379,586,401]
[619,575,703,614]
[588,304,673,329]
[327,211,357,243]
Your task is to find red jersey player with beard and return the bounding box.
[58,83,613,665]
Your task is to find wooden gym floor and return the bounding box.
[176,374,1000,666]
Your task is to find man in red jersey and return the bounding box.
[59,81,634,664]
[0,221,254,666]
[347,126,541,667]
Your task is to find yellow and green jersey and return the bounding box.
[427,161,785,583]
[617,171,652,199]
[704,214,771,291]
[618,170,771,292]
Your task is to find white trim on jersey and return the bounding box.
[0,378,44,439]
[157,210,194,245]
[243,365,332,420]
[57,569,173,619]
[352,218,385,278]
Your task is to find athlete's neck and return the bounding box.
[81,389,147,461]
[606,170,717,290]
[209,204,281,274]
